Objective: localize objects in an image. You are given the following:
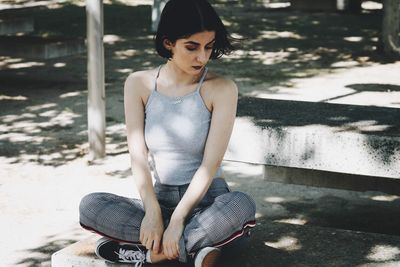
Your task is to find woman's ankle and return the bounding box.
[149,250,169,263]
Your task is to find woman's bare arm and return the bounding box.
[124,72,164,253]
[162,78,238,259]
[173,78,238,220]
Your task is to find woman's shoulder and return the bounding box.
[204,71,238,97]
[124,67,159,93]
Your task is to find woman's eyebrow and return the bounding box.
[184,39,216,46]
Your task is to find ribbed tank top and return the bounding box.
[144,66,223,185]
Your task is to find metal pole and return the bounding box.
[86,0,106,160]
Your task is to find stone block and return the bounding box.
[225,98,400,179]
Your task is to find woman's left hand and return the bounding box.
[162,218,184,260]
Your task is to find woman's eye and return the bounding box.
[206,46,213,50]
[186,46,197,51]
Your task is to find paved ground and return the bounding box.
[1,156,400,266]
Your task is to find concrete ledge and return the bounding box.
[0,36,85,59]
[226,98,400,179]
[263,165,400,194]
[0,16,34,35]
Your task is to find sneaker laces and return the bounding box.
[114,246,146,267]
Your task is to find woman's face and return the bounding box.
[165,31,216,75]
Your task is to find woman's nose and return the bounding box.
[197,50,208,64]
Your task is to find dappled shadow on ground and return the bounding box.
[224,165,400,237]
[320,83,400,102]
[217,218,400,267]
[0,3,398,167]
[214,5,398,88]
[214,165,400,266]
[12,162,400,266]
[0,4,159,166]
[15,227,84,267]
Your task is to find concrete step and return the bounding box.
[51,223,400,267]
[0,36,85,59]
[226,97,400,179]
[0,16,34,35]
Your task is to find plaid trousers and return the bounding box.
[79,178,256,263]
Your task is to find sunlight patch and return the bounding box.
[117,68,134,73]
[362,1,383,10]
[264,196,286,203]
[7,61,45,69]
[367,245,400,262]
[371,195,399,202]
[0,95,27,101]
[265,236,302,251]
[255,212,263,219]
[53,62,66,68]
[226,181,238,187]
[275,218,307,225]
[114,49,138,59]
[27,103,57,112]
[60,92,81,98]
[344,36,363,42]
[104,34,125,45]
[264,2,290,8]
[261,31,304,40]
[331,61,359,68]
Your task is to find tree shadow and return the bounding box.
[0,2,398,169]
[215,164,400,266]
[218,218,400,266]
[320,83,400,102]
[14,227,85,267]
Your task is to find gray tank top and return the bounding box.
[144,66,223,185]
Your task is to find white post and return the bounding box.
[86,0,106,160]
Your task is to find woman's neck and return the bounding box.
[162,61,204,87]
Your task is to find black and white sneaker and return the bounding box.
[95,237,147,266]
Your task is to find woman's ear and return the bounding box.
[163,38,174,50]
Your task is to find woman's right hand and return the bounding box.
[140,210,164,253]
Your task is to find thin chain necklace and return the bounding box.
[161,65,206,104]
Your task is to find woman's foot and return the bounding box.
[194,247,221,267]
[95,237,147,266]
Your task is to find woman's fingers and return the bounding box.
[152,236,161,253]
[163,242,171,259]
[145,236,153,250]
[163,240,178,259]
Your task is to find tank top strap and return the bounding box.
[154,65,162,91]
[195,67,208,93]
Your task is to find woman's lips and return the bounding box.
[192,66,202,70]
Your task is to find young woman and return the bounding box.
[79,0,256,266]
